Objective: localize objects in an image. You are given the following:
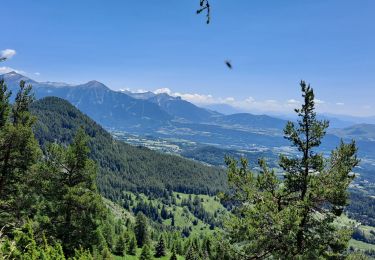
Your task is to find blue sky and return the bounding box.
[1,0,375,116]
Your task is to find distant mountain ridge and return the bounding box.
[2,72,172,128]
[331,124,375,141]
[1,72,288,131]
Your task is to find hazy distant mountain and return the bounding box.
[147,93,221,123]
[203,103,245,115]
[322,113,375,125]
[213,113,287,130]
[4,71,365,146]
[1,72,172,128]
[331,124,375,141]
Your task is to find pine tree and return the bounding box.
[171,214,175,226]
[202,237,211,258]
[224,81,359,259]
[0,79,11,128]
[170,246,178,260]
[0,80,41,233]
[161,205,168,219]
[114,233,126,256]
[135,212,150,247]
[154,235,166,258]
[42,127,106,255]
[101,247,113,260]
[139,244,153,260]
[185,244,200,260]
[127,234,137,255]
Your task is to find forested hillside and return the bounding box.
[2,79,375,259]
[31,97,228,200]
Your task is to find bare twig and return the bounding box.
[197,0,211,24]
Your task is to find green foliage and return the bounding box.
[185,243,200,260]
[224,81,360,259]
[0,221,66,260]
[135,212,150,248]
[40,127,107,255]
[114,233,126,256]
[101,246,113,260]
[71,247,94,260]
[0,79,11,127]
[170,246,178,260]
[0,81,117,258]
[154,235,166,258]
[0,80,41,233]
[139,244,153,260]
[127,234,137,255]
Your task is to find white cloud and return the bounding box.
[287,99,300,105]
[0,49,16,59]
[225,97,235,103]
[174,92,215,105]
[34,72,41,76]
[154,88,172,95]
[314,99,325,104]
[245,97,255,103]
[0,66,25,74]
[335,102,344,106]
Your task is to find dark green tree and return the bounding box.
[139,244,153,260]
[114,233,126,256]
[154,235,166,258]
[41,127,106,255]
[224,81,359,259]
[0,79,11,127]
[127,234,137,255]
[171,214,175,226]
[185,243,200,260]
[170,246,178,260]
[161,205,168,220]
[0,80,41,233]
[202,237,211,258]
[135,212,150,247]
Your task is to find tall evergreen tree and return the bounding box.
[170,246,178,260]
[114,233,126,256]
[224,81,359,259]
[127,234,137,255]
[41,127,106,255]
[185,243,200,260]
[202,237,211,258]
[139,244,153,260]
[135,212,150,247]
[0,79,11,128]
[0,80,41,232]
[154,235,166,258]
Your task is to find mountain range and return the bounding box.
[1,71,287,129]
[2,71,375,159]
